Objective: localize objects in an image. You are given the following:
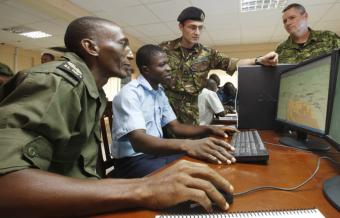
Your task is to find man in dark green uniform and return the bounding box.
[0,62,14,85]
[0,17,234,217]
[276,3,340,64]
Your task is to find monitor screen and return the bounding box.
[276,54,333,151]
[327,51,340,150]
[323,50,340,212]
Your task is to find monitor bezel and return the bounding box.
[325,49,340,151]
[275,52,337,138]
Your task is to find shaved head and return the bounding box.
[64,16,129,80]
[64,16,118,56]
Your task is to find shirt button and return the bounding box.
[27,147,37,158]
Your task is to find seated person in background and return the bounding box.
[111,44,236,178]
[0,62,14,85]
[0,17,233,217]
[276,3,340,64]
[198,79,225,125]
[217,82,237,113]
[40,52,55,64]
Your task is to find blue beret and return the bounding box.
[177,7,205,23]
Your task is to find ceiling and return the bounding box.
[0,0,340,52]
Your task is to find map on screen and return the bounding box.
[277,57,331,132]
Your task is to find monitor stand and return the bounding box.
[323,176,340,211]
[279,131,330,151]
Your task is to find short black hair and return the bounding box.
[223,82,236,97]
[136,44,164,73]
[282,3,306,14]
[209,74,220,86]
[64,16,114,56]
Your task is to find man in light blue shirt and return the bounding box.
[111,44,236,178]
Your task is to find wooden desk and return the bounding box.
[93,130,339,218]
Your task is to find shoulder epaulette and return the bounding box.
[56,61,83,86]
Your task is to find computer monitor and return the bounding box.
[237,64,295,130]
[276,53,335,151]
[323,49,340,211]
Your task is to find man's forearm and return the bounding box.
[237,51,278,66]
[237,58,256,66]
[0,168,148,218]
[168,121,211,138]
[129,130,189,155]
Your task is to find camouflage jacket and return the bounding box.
[276,29,340,64]
[159,38,239,125]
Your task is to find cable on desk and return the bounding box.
[263,141,340,155]
[263,141,314,152]
[234,156,340,197]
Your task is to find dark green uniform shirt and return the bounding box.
[276,29,340,64]
[160,38,239,125]
[0,52,107,179]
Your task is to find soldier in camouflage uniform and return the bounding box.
[0,16,235,217]
[160,7,278,125]
[276,3,340,64]
[0,62,14,85]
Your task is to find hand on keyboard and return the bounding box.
[207,125,239,138]
[182,137,236,164]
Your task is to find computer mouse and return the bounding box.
[220,189,234,205]
[166,190,233,213]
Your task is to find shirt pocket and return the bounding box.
[190,57,210,72]
[143,109,154,126]
[23,136,53,171]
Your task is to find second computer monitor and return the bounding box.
[276,53,334,151]
[326,50,340,150]
[323,49,340,211]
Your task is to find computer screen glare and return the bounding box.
[277,56,331,134]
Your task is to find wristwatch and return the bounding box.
[255,56,262,65]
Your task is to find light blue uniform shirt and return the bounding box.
[111,75,177,158]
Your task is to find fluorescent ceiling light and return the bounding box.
[2,26,52,39]
[241,0,287,12]
[19,31,52,39]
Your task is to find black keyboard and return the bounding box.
[230,130,269,163]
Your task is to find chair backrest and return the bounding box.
[97,101,115,177]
